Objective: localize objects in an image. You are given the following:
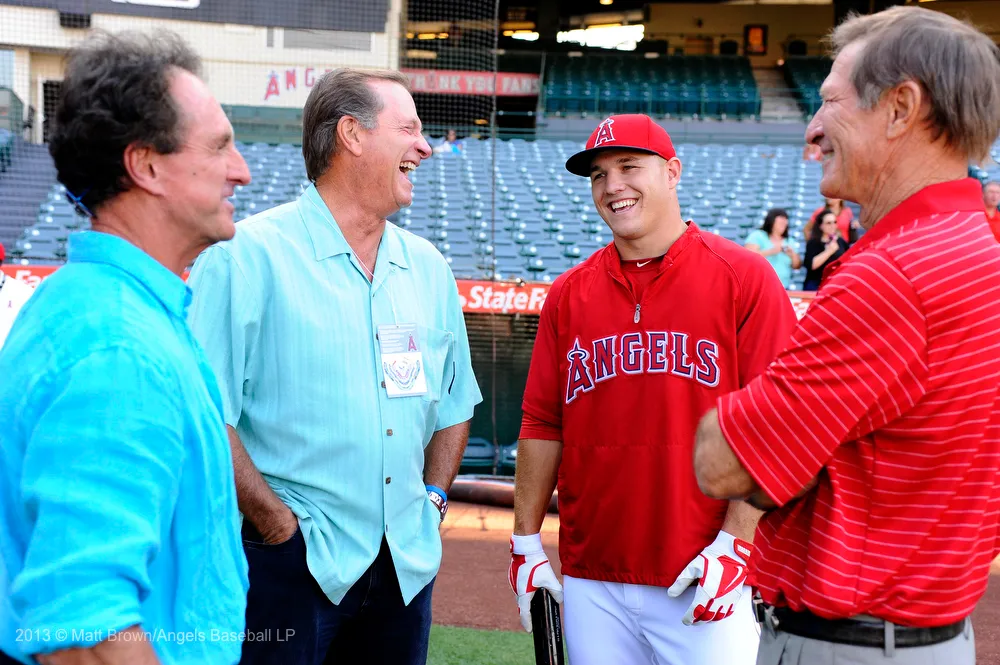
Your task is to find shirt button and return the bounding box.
[386,428,393,436]
[381,381,386,388]
[386,477,392,484]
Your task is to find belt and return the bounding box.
[758,604,966,649]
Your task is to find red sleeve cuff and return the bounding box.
[519,410,562,442]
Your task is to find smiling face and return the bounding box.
[819,212,839,240]
[359,80,432,216]
[157,69,250,244]
[985,183,1000,210]
[805,41,888,207]
[589,149,678,243]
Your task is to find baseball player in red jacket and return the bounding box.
[508,114,798,664]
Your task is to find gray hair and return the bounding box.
[986,181,1000,191]
[829,6,1000,165]
[302,68,411,182]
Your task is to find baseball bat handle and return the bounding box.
[531,589,565,665]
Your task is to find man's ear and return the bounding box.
[665,157,683,189]
[885,80,925,141]
[337,116,365,157]
[123,142,167,197]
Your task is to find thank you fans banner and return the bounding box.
[3,267,817,318]
[402,70,540,97]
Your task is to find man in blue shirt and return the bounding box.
[0,32,251,665]
[187,68,483,665]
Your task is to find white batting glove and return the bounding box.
[508,533,563,633]
[667,531,753,625]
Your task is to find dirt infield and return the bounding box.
[432,502,1000,664]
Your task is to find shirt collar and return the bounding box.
[67,231,191,318]
[299,184,409,270]
[604,220,701,278]
[841,178,984,259]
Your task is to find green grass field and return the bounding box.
[428,625,535,665]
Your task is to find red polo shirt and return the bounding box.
[718,179,1000,627]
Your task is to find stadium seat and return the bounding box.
[543,54,759,120]
[16,134,1000,289]
[784,56,832,118]
[459,437,497,475]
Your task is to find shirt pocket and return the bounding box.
[418,326,455,404]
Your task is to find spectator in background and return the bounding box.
[0,31,251,665]
[187,68,482,665]
[0,242,33,347]
[433,128,464,155]
[801,208,847,291]
[984,180,1000,240]
[744,208,801,289]
[805,197,857,242]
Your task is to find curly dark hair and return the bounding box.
[48,31,201,215]
[761,208,790,238]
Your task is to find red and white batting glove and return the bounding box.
[508,533,563,633]
[667,532,753,625]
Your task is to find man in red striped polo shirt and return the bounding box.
[691,7,1000,665]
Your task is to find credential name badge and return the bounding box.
[378,324,428,397]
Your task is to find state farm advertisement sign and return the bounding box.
[457,281,549,314]
[3,267,816,318]
[401,70,540,97]
[2,266,56,289]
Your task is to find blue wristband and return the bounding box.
[426,485,447,503]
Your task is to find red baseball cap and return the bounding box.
[565,114,677,177]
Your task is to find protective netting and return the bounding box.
[0,0,535,474]
[0,0,408,248]
[402,0,499,142]
[3,3,997,478]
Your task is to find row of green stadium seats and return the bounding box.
[545,82,756,94]
[783,57,832,117]
[545,87,760,118]
[548,62,754,74]
[546,57,753,81]
[547,74,755,88]
[549,66,753,76]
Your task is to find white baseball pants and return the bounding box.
[563,575,760,665]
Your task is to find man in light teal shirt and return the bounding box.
[187,68,482,665]
[0,32,250,665]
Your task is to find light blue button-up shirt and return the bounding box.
[187,184,482,605]
[0,232,248,664]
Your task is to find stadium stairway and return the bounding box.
[0,139,57,247]
[754,69,804,122]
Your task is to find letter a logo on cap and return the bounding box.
[593,117,616,147]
